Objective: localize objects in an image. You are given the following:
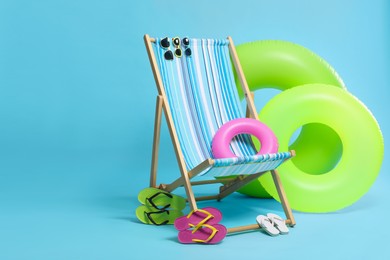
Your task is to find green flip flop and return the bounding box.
[136,205,184,225]
[138,187,186,210]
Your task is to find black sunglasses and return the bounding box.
[160,36,191,59]
[160,37,174,60]
[182,37,191,57]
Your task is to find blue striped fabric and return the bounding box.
[206,152,291,177]
[153,37,290,177]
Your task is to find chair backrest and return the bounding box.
[152,37,257,170]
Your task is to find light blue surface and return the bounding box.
[0,1,389,259]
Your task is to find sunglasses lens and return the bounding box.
[173,37,180,47]
[164,50,173,60]
[175,48,182,57]
[182,37,190,46]
[160,37,170,48]
[185,48,192,56]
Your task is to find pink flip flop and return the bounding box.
[174,207,223,231]
[178,224,227,244]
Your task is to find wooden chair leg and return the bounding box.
[149,95,163,188]
[182,178,198,211]
[271,169,296,226]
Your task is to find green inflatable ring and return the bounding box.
[259,84,384,213]
[235,40,345,197]
[236,40,345,96]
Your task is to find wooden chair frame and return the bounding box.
[144,34,295,233]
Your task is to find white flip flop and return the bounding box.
[267,213,289,235]
[256,215,280,236]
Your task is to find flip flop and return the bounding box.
[256,215,280,236]
[136,205,184,225]
[178,224,227,244]
[174,207,223,231]
[138,187,186,210]
[267,213,289,234]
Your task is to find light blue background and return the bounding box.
[1,0,389,259]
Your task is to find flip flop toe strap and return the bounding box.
[190,224,218,243]
[145,209,170,225]
[186,208,214,228]
[146,191,173,210]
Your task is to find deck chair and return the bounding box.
[144,35,296,233]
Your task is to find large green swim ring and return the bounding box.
[259,84,384,212]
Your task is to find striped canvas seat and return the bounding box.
[153,38,292,177]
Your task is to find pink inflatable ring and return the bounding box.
[211,118,278,158]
